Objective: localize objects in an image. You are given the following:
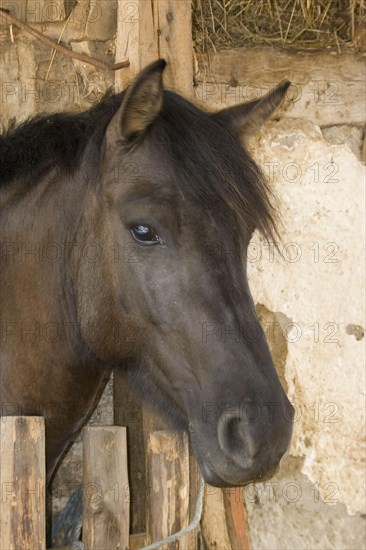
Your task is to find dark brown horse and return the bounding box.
[0,60,293,492]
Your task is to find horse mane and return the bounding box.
[0,90,278,242]
[0,91,122,186]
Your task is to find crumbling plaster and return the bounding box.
[248,118,365,517]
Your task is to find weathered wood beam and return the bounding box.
[115,0,193,95]
[0,416,46,549]
[146,431,190,549]
[82,426,129,549]
[195,48,365,126]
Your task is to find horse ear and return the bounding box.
[110,59,166,141]
[212,80,291,140]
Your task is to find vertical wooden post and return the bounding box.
[223,488,251,550]
[115,0,193,97]
[187,454,201,548]
[83,426,130,550]
[0,416,46,549]
[151,0,193,97]
[200,479,251,549]
[201,486,232,549]
[115,0,141,91]
[146,431,190,549]
[113,375,147,535]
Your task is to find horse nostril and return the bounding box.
[217,411,260,469]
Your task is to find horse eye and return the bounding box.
[130,224,160,244]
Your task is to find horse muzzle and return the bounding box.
[189,400,295,487]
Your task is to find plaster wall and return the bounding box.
[245,119,365,549]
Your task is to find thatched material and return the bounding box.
[193,0,366,52]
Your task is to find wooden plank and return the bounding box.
[115,0,141,91]
[115,0,193,97]
[138,0,159,69]
[154,0,193,97]
[187,453,202,548]
[195,48,366,126]
[201,487,232,550]
[223,488,250,550]
[129,532,147,549]
[82,426,129,550]
[113,372,147,534]
[201,486,251,549]
[146,431,190,549]
[56,531,160,550]
[113,375,173,535]
[0,416,46,549]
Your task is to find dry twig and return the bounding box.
[0,8,129,71]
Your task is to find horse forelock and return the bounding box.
[148,92,279,243]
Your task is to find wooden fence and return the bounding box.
[0,416,193,550]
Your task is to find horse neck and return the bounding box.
[0,165,92,350]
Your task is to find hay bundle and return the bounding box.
[193,0,366,52]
